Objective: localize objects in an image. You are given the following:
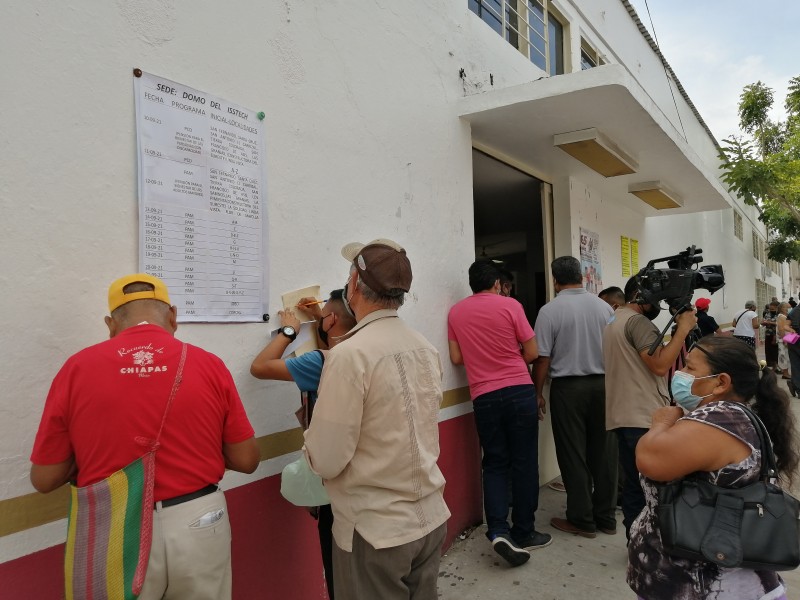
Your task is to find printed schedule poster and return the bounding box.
[134,71,267,322]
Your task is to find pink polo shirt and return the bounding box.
[447,293,535,399]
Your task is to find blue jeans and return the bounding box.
[616,427,647,539]
[472,384,539,542]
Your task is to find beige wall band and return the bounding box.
[1,387,471,538]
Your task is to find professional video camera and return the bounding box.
[636,246,725,312]
[635,246,725,355]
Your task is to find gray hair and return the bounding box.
[348,265,404,309]
[745,300,757,310]
[356,275,405,309]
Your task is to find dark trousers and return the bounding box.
[616,427,647,538]
[549,375,618,531]
[472,384,539,542]
[765,334,779,368]
[790,349,800,391]
[318,504,335,599]
[332,522,446,600]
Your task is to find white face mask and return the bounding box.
[341,278,355,318]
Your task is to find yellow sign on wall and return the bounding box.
[621,236,631,277]
[621,236,639,277]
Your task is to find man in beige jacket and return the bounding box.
[304,239,450,600]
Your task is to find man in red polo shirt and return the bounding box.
[30,273,259,600]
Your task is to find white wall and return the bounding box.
[1,0,784,561]
[0,0,600,559]
[0,0,488,558]
[554,176,647,285]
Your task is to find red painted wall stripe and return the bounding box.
[0,411,482,599]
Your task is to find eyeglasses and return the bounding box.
[687,340,712,358]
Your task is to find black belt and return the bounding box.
[158,484,218,509]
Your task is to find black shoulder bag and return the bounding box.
[656,403,800,571]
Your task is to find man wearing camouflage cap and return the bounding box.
[304,239,450,600]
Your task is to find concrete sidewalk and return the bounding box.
[437,375,800,599]
[438,486,630,599]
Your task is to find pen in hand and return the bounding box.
[297,299,325,308]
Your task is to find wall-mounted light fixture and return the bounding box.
[553,127,638,177]
[628,181,682,209]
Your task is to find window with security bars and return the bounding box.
[733,210,743,241]
[755,280,777,314]
[756,280,768,314]
[469,0,565,76]
[752,231,765,263]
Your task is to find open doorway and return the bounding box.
[472,149,550,324]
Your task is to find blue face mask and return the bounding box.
[670,371,719,411]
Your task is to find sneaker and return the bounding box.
[490,533,530,567]
[515,531,553,551]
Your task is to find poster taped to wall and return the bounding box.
[579,227,603,294]
[134,70,268,322]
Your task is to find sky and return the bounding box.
[626,0,800,142]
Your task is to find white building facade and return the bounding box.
[0,1,786,597]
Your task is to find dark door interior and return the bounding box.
[472,149,547,324]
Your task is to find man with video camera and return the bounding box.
[603,276,698,539]
[603,246,722,539]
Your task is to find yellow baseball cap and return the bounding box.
[108,273,172,313]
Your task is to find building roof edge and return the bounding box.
[619,0,720,150]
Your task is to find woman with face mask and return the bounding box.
[627,337,799,600]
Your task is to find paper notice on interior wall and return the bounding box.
[621,236,631,277]
[281,285,321,356]
[579,228,603,294]
[134,70,267,322]
[631,239,639,273]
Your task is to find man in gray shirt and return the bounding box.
[533,256,618,538]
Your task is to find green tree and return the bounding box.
[719,76,800,262]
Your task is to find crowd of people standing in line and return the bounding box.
[27,244,800,600]
[447,257,799,600]
[31,240,451,600]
